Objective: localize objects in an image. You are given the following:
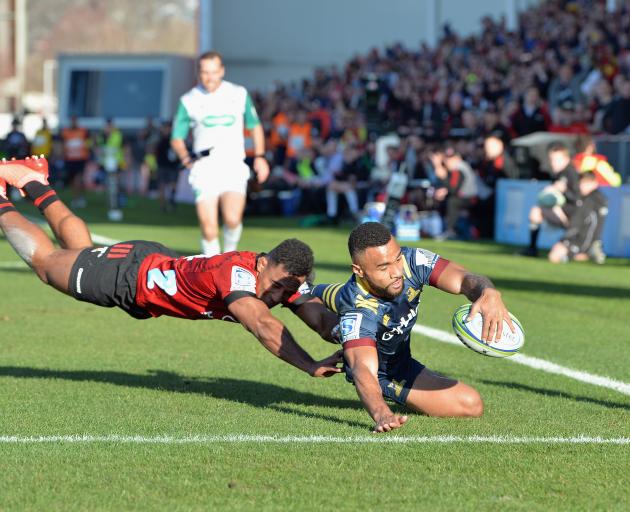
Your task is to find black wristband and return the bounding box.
[254,154,266,159]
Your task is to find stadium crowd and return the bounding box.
[1,0,626,242]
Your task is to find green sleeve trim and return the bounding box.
[244,92,261,130]
[171,100,192,140]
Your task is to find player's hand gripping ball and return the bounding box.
[452,304,525,358]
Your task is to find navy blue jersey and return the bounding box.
[313,246,448,374]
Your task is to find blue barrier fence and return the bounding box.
[495,179,630,258]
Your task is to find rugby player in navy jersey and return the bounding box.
[310,222,514,433]
[0,157,341,378]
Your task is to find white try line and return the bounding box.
[22,214,121,247]
[0,434,628,445]
[412,324,630,397]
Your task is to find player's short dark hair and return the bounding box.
[348,222,392,260]
[579,170,597,181]
[547,141,570,154]
[267,239,313,277]
[198,50,223,67]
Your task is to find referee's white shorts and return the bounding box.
[188,158,250,202]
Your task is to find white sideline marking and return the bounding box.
[0,261,27,269]
[23,214,121,246]
[0,434,628,445]
[412,324,630,396]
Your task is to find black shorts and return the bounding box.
[157,166,179,186]
[65,160,87,180]
[541,203,576,228]
[68,241,179,319]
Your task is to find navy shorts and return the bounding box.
[344,356,425,406]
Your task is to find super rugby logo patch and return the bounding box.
[230,266,257,293]
[340,313,363,342]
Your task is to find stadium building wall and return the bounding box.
[202,0,540,90]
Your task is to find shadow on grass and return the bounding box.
[0,366,369,429]
[481,379,630,411]
[491,278,630,300]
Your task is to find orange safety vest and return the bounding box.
[62,127,89,161]
[270,112,289,149]
[573,152,622,187]
[286,122,312,158]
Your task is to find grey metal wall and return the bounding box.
[206,0,539,90]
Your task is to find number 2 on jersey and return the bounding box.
[147,268,178,296]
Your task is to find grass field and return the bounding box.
[1,194,629,511]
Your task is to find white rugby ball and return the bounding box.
[452,304,525,358]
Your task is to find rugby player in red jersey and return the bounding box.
[0,157,342,377]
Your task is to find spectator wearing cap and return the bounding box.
[548,100,589,134]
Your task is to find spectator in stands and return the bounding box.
[270,101,291,166]
[286,109,313,165]
[603,77,630,134]
[61,116,90,208]
[32,118,53,159]
[155,120,179,213]
[4,118,29,160]
[510,86,551,137]
[548,101,589,134]
[548,171,608,264]
[548,64,584,113]
[430,146,479,240]
[132,117,160,196]
[520,142,580,257]
[476,135,519,238]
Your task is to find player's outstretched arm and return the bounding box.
[228,296,342,377]
[344,345,408,433]
[433,260,514,342]
[292,298,341,344]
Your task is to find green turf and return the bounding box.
[1,195,629,510]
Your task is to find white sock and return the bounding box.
[345,190,359,214]
[201,237,220,257]
[326,189,338,217]
[223,224,243,253]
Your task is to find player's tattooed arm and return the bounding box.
[433,261,512,342]
[460,272,496,302]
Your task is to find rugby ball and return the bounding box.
[537,188,566,208]
[452,304,525,358]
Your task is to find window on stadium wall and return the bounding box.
[68,69,164,118]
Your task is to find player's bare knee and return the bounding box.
[201,225,219,240]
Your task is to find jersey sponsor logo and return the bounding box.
[355,294,379,314]
[382,314,390,326]
[388,379,407,398]
[382,307,417,341]
[406,287,420,302]
[340,312,363,341]
[230,266,257,293]
[202,114,236,127]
